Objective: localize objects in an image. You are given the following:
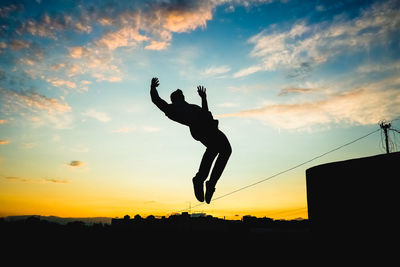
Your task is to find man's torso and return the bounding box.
[164,103,218,141]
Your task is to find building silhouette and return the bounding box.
[306,151,399,239]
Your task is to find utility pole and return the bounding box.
[380,121,391,154]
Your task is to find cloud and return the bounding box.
[46,77,76,89]
[67,160,85,167]
[4,176,69,184]
[94,26,148,51]
[202,65,231,77]
[0,140,10,145]
[17,8,94,39]
[357,60,400,74]
[0,119,6,124]
[80,80,91,85]
[9,39,30,51]
[234,0,400,77]
[60,0,218,81]
[42,178,69,184]
[220,76,400,130]
[91,72,122,82]
[278,86,317,96]
[41,0,217,84]
[0,88,71,115]
[233,65,263,78]
[0,4,22,18]
[83,109,111,122]
[67,46,122,82]
[0,87,73,129]
[1,0,280,92]
[145,41,169,50]
[161,2,213,33]
[74,21,92,34]
[68,46,84,59]
[5,176,31,182]
[19,16,59,39]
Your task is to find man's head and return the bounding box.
[170,89,185,103]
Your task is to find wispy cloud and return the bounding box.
[67,160,85,167]
[278,86,317,96]
[4,176,31,182]
[357,60,400,74]
[83,109,111,122]
[144,41,169,51]
[94,26,149,51]
[0,0,226,95]
[201,65,231,77]
[0,140,10,145]
[57,0,218,83]
[46,77,76,89]
[4,176,69,184]
[0,88,73,129]
[0,0,281,97]
[233,65,262,78]
[0,88,71,115]
[42,178,69,184]
[9,39,30,51]
[220,76,400,130]
[234,0,400,77]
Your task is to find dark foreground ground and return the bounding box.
[1,215,309,254]
[0,214,391,263]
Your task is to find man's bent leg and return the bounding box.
[196,148,218,182]
[205,131,232,203]
[193,148,218,202]
[209,150,231,186]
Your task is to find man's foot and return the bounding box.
[192,176,204,202]
[205,181,216,204]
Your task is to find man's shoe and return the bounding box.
[205,181,215,204]
[192,176,204,202]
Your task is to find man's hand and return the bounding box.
[151,77,160,89]
[197,85,206,98]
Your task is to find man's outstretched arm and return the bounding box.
[150,77,168,113]
[197,85,208,111]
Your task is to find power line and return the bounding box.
[176,127,381,213]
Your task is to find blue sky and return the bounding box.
[0,0,399,219]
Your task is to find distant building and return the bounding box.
[111,214,133,226]
[190,213,206,218]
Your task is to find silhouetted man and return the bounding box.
[150,77,232,204]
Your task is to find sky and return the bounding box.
[0,0,400,220]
